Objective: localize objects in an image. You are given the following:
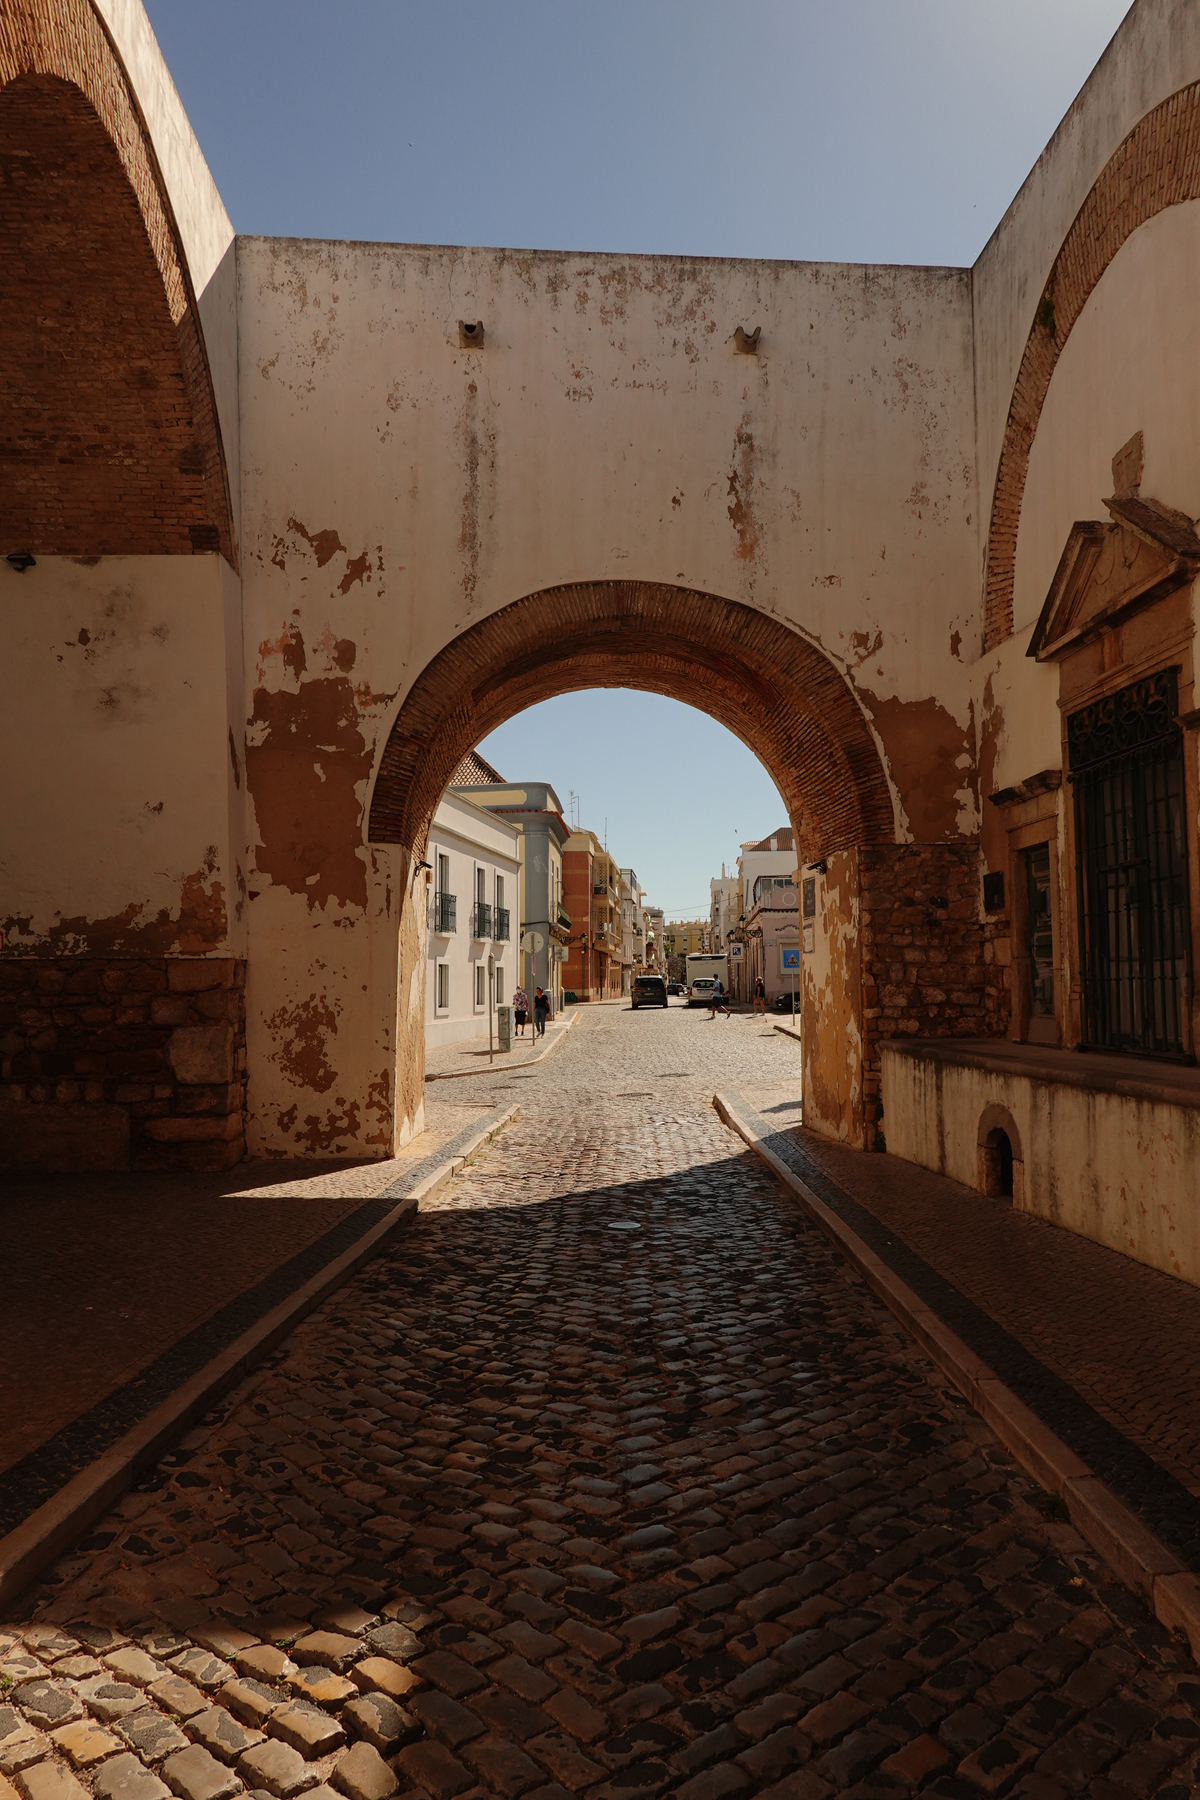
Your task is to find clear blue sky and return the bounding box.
[146,0,1129,918]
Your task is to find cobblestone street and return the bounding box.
[4,1007,1200,1800]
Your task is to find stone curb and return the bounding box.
[0,1103,520,1609]
[424,1007,579,1081]
[772,1022,802,1044]
[714,1088,1200,1665]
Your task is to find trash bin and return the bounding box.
[496,1004,512,1052]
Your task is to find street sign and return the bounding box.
[522,929,545,953]
[781,946,801,972]
[729,942,744,960]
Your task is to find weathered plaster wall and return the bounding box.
[881,1045,1200,1290]
[801,851,864,1146]
[1012,200,1200,635]
[0,556,244,958]
[236,240,982,1156]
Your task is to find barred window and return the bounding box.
[1068,667,1191,1058]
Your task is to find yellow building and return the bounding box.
[663,920,710,958]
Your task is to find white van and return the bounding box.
[685,953,728,1006]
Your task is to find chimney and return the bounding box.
[770,836,777,852]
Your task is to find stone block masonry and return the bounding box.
[860,844,1008,1145]
[0,960,246,1173]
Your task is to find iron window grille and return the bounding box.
[473,901,493,939]
[433,891,456,934]
[1068,666,1192,1059]
[494,907,511,942]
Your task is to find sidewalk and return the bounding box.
[424,1005,577,1079]
[0,1095,501,1549]
[727,1085,1200,1575]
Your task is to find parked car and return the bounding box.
[774,990,798,1014]
[631,973,668,1009]
[666,981,684,995]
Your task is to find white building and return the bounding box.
[709,866,739,950]
[425,792,521,1051]
[619,868,646,993]
[738,830,799,918]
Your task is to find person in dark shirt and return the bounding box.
[533,986,551,1037]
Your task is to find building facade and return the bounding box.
[745,884,801,1010]
[618,868,646,995]
[710,868,739,952]
[451,768,570,1012]
[425,793,520,1050]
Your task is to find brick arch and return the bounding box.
[0,0,234,561]
[367,580,895,860]
[983,81,1200,650]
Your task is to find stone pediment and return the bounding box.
[1027,494,1200,662]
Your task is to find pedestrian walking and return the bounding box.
[708,977,730,1019]
[512,986,529,1036]
[533,986,550,1037]
[752,974,766,1015]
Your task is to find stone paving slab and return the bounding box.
[726,1089,1200,1574]
[3,1009,1198,1798]
[0,1102,503,1546]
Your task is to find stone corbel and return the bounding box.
[987,768,1063,808]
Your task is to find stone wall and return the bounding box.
[0,957,246,1172]
[860,844,1009,1148]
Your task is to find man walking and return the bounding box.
[533,986,551,1038]
[752,974,766,1015]
[708,977,730,1019]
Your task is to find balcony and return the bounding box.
[433,891,456,934]
[473,901,492,939]
[494,907,510,942]
[556,902,571,929]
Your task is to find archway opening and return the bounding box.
[982,1126,1014,1199]
[367,579,898,1155]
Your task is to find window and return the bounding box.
[476,866,486,904]
[495,967,504,1004]
[475,964,486,1007]
[495,874,505,912]
[434,854,455,933]
[436,964,449,1010]
[1069,667,1191,1057]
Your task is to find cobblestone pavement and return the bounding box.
[5,1007,1200,1800]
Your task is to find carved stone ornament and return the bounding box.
[1026,493,1200,662]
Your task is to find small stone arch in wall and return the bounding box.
[977,1102,1024,1205]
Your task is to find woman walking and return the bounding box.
[512,984,529,1036]
[533,986,551,1037]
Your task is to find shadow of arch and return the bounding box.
[368,580,896,860]
[0,0,234,561]
[983,80,1200,649]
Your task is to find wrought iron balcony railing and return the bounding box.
[494,907,510,942]
[473,901,493,939]
[433,891,456,934]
